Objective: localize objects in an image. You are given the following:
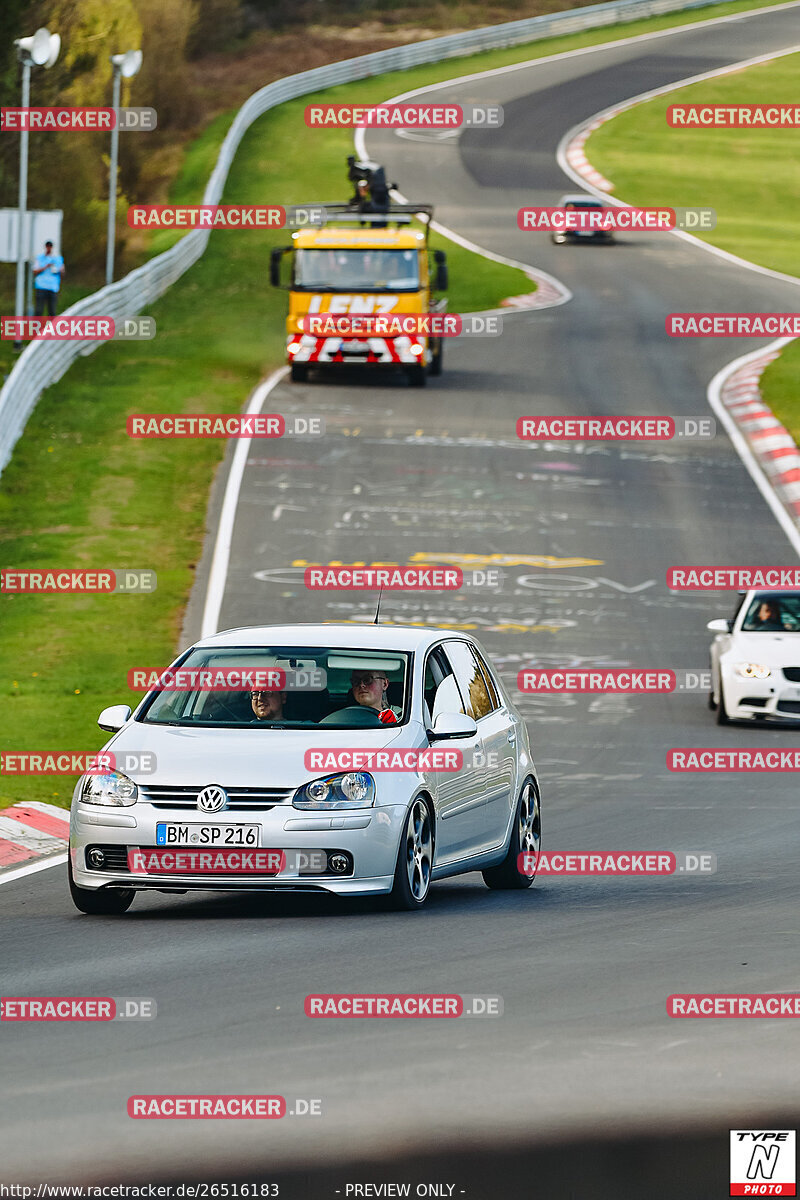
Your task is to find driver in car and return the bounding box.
[250,688,287,721]
[750,600,786,631]
[351,669,397,724]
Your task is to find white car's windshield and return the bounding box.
[741,595,800,631]
[139,646,411,728]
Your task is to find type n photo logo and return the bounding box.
[730,1130,796,1195]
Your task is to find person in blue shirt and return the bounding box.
[33,240,65,316]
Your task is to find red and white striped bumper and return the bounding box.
[289,334,424,365]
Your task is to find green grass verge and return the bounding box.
[759,340,800,449]
[585,48,800,495]
[586,50,800,276]
[0,0,788,809]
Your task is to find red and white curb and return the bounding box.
[0,801,69,874]
[500,272,569,309]
[716,337,800,523]
[563,119,614,191]
[709,338,800,556]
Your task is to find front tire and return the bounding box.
[68,857,135,915]
[387,797,433,910]
[482,778,540,890]
[429,339,443,376]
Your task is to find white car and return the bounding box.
[69,625,541,914]
[708,590,800,723]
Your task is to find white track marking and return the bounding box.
[200,367,289,638]
[0,852,68,886]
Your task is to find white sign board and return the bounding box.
[0,210,64,263]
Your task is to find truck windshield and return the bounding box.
[294,249,419,292]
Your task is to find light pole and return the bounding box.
[106,50,142,287]
[13,28,60,325]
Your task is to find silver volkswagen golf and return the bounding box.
[68,624,541,913]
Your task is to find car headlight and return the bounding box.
[294,771,375,810]
[734,663,771,680]
[81,770,138,806]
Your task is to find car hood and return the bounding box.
[104,720,419,787]
[726,632,800,666]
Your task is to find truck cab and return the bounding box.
[270,204,448,386]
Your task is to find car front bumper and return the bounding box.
[723,671,800,721]
[70,799,409,896]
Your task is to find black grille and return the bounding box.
[84,844,354,877]
[137,783,293,811]
[741,697,768,707]
[783,668,800,682]
[776,700,800,714]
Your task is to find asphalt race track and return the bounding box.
[3,4,800,1190]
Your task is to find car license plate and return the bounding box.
[155,823,260,847]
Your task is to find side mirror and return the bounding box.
[98,704,132,733]
[270,247,287,288]
[706,618,732,634]
[429,712,477,740]
[433,248,448,291]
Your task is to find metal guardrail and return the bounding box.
[0,0,735,475]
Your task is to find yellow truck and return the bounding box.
[270,203,448,386]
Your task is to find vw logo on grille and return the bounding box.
[196,784,228,813]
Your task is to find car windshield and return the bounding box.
[139,646,411,728]
[294,248,419,291]
[741,596,800,631]
[564,201,602,210]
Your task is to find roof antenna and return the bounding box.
[374,587,383,625]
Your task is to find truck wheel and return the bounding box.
[290,363,308,383]
[429,339,443,376]
[407,365,426,387]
